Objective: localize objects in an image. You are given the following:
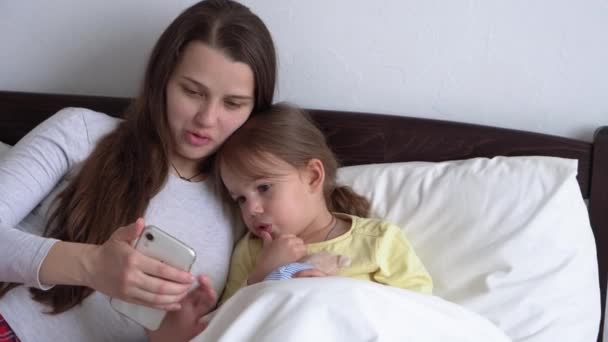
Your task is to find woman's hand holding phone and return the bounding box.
[83,218,195,310]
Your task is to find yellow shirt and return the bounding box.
[220,213,433,303]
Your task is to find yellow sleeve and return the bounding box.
[219,235,256,304]
[372,223,433,294]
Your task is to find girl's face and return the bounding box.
[165,41,255,169]
[220,156,321,239]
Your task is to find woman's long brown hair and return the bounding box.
[216,104,371,218]
[0,0,276,314]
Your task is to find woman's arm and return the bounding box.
[0,108,194,310]
[41,218,194,309]
[0,108,194,308]
[0,108,104,288]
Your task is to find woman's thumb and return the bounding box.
[113,217,145,244]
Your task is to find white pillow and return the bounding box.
[337,156,600,342]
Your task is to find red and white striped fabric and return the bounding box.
[0,314,20,342]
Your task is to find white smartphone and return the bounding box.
[110,225,196,331]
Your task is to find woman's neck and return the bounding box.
[169,155,204,182]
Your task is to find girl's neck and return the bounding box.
[299,209,343,244]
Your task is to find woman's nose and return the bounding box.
[194,101,219,126]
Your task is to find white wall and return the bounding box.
[0,0,606,338]
[1,1,606,141]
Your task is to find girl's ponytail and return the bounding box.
[328,185,371,218]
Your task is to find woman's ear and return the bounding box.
[304,158,325,193]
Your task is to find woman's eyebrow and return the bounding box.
[227,94,254,101]
[182,76,253,101]
[182,76,208,89]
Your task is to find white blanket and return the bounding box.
[193,277,511,342]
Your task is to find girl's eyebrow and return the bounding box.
[181,76,253,101]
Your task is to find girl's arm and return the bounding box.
[218,235,256,304]
[220,232,308,303]
[373,223,433,294]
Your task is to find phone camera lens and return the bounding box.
[145,233,154,241]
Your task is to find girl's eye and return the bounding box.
[257,184,271,193]
[234,196,246,205]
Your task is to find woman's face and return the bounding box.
[165,41,255,168]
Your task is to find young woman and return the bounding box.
[0,1,276,341]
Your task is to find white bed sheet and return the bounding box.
[194,277,511,342]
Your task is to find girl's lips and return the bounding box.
[256,224,273,236]
[185,131,211,146]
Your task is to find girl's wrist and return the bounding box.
[247,269,267,285]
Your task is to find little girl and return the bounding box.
[217,103,433,303]
[150,104,433,340]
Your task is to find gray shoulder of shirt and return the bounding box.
[51,107,121,149]
[74,107,122,145]
[22,107,122,162]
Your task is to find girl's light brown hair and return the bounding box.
[215,103,370,217]
[0,0,276,313]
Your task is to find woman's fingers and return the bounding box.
[126,283,189,309]
[112,218,146,244]
[113,257,194,307]
[194,275,217,308]
[87,218,198,309]
[137,253,195,285]
[124,270,194,307]
[185,275,217,311]
[127,273,218,311]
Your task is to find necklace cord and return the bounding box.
[323,215,338,241]
[171,162,203,182]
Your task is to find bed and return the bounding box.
[0,90,606,341]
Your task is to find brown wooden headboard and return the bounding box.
[1,90,606,341]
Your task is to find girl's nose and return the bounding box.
[245,198,263,217]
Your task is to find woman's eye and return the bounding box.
[234,196,246,205]
[257,184,271,193]
[183,87,197,95]
[225,101,242,109]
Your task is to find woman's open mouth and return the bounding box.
[185,131,211,146]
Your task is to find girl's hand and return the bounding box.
[293,268,328,278]
[83,218,195,310]
[148,275,217,342]
[248,232,307,284]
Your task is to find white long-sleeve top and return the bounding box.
[0,108,235,341]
